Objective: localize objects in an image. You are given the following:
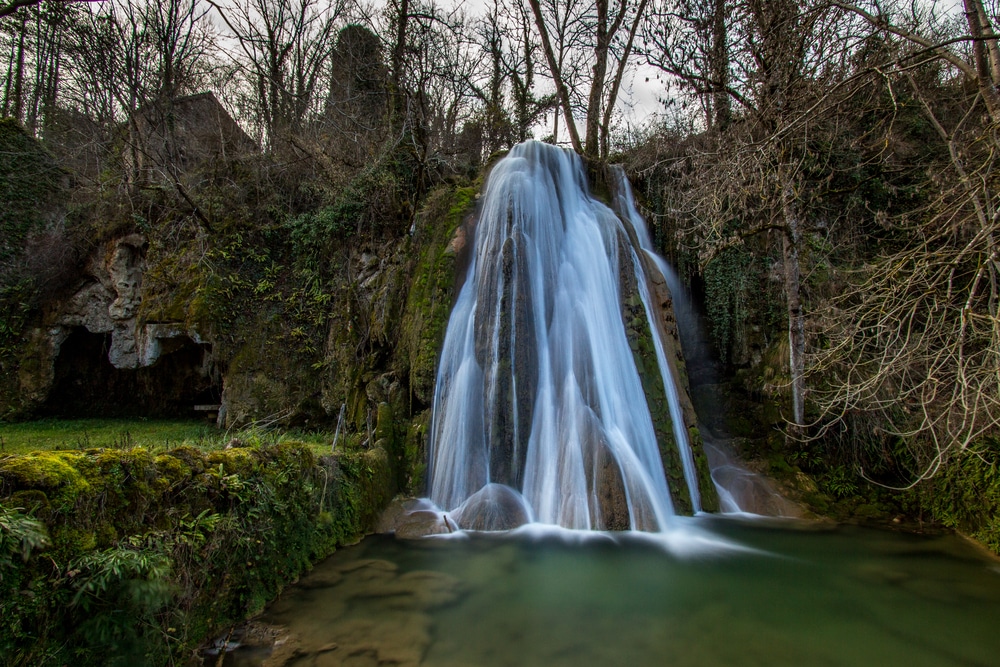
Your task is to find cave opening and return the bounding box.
[42,327,221,418]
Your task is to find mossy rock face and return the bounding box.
[213,183,474,433]
[0,119,68,419]
[688,426,719,513]
[404,409,432,495]
[0,118,66,263]
[617,238,692,513]
[396,186,476,407]
[615,228,719,515]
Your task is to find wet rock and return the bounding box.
[350,569,464,610]
[587,435,631,531]
[451,483,531,531]
[334,558,399,577]
[377,498,455,539]
[261,634,306,667]
[395,511,454,539]
[325,611,431,667]
[296,569,344,590]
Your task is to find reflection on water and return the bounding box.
[222,519,1000,667]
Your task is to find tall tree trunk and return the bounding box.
[971,0,1000,84]
[584,0,610,158]
[598,0,648,158]
[527,0,582,153]
[41,29,60,135]
[11,14,26,123]
[390,0,409,133]
[963,0,1000,122]
[27,10,46,133]
[2,18,17,116]
[710,0,731,131]
[781,176,806,430]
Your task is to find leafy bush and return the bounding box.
[284,163,402,267]
[926,437,1000,553]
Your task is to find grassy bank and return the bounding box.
[0,418,341,456]
[0,421,397,666]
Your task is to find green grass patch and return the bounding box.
[0,419,340,457]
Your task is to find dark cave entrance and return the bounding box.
[42,328,221,418]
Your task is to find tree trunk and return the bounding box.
[598,0,648,158]
[963,0,1000,122]
[390,0,409,133]
[12,13,26,123]
[710,0,731,131]
[527,0,582,153]
[780,176,806,430]
[584,0,610,158]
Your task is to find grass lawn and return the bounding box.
[0,418,338,456]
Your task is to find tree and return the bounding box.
[0,0,95,21]
[209,0,347,141]
[805,0,1000,480]
[470,0,553,155]
[641,0,734,130]
[527,0,649,158]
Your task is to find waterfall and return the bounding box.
[428,141,705,531]
[609,177,801,518]
[609,167,702,513]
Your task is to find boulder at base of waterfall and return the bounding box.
[450,483,532,531]
[377,497,454,538]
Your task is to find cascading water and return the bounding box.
[609,167,703,513]
[610,172,801,517]
[427,141,709,532]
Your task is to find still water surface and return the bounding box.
[229,518,1000,666]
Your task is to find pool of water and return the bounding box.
[223,518,1000,667]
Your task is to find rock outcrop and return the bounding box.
[13,234,218,417]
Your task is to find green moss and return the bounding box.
[0,451,91,508]
[0,441,397,665]
[403,410,431,495]
[619,285,694,513]
[688,426,719,512]
[397,185,476,406]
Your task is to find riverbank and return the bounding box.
[0,426,397,666]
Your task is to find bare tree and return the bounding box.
[641,0,735,130]
[0,0,96,21]
[471,0,553,154]
[209,0,347,141]
[805,0,1000,480]
[527,0,649,158]
[637,0,877,431]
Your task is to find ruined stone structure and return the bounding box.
[128,91,257,181]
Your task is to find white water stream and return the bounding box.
[428,142,706,531]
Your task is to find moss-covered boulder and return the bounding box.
[0,442,395,666]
